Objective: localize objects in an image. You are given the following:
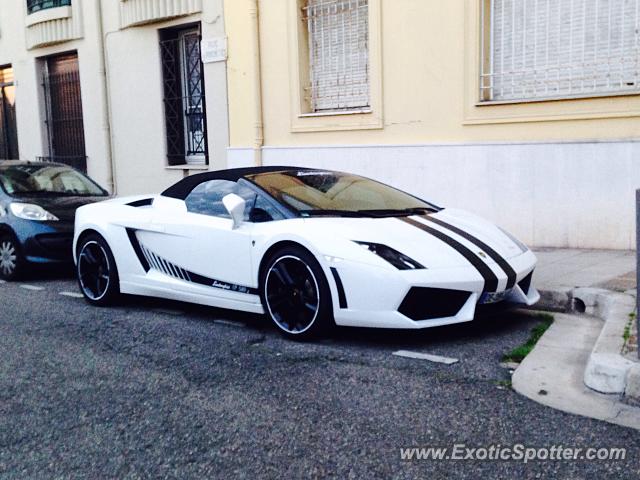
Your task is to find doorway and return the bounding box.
[42,53,87,172]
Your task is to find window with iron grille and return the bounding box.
[27,0,71,15]
[481,0,640,102]
[303,0,370,112]
[160,24,208,166]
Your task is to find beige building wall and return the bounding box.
[224,0,640,250]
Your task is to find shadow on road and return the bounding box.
[20,263,76,282]
[112,291,537,351]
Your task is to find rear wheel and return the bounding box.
[0,235,24,281]
[260,246,333,340]
[76,234,120,306]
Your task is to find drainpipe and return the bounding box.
[249,0,264,166]
[95,0,117,194]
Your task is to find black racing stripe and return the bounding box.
[420,215,517,289]
[126,228,150,272]
[330,267,348,309]
[398,217,499,292]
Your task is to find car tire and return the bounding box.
[76,233,120,306]
[0,234,25,281]
[260,245,334,340]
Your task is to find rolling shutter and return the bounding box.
[483,0,640,101]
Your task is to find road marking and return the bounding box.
[20,284,45,291]
[214,319,246,328]
[392,350,459,365]
[59,291,84,299]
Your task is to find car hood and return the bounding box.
[302,208,525,269]
[12,195,109,223]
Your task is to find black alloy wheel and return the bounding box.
[261,245,333,340]
[77,234,120,305]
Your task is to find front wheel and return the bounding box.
[76,234,120,306]
[260,246,334,340]
[0,234,25,281]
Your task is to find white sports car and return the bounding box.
[73,167,539,339]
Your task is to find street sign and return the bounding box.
[201,37,227,64]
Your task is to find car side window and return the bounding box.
[185,179,287,222]
[185,180,255,218]
[249,194,286,223]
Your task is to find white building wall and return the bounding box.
[0,0,113,192]
[1,1,48,163]
[101,0,229,196]
[1,0,229,196]
[228,141,640,250]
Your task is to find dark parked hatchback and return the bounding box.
[0,161,109,280]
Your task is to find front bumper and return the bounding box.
[328,249,539,329]
[13,219,74,263]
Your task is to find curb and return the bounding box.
[511,313,640,431]
[537,287,640,401]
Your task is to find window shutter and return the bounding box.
[305,0,370,112]
[484,0,640,101]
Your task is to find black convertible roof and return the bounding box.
[161,166,319,200]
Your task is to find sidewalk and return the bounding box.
[533,248,636,292]
[512,248,640,430]
[534,248,638,361]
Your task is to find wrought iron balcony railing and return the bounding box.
[27,0,71,15]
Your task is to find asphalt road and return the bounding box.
[0,270,638,479]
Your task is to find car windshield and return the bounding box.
[0,164,106,197]
[248,170,438,217]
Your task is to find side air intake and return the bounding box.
[518,271,533,295]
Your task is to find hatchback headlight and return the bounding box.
[354,241,425,270]
[9,203,59,221]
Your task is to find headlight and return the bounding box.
[354,241,425,270]
[498,227,528,253]
[9,203,59,221]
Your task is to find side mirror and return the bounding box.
[222,193,246,229]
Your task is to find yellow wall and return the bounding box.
[224,0,262,149]
[225,0,640,148]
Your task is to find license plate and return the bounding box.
[479,289,511,305]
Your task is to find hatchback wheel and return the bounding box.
[260,246,333,340]
[76,234,120,305]
[0,235,24,281]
